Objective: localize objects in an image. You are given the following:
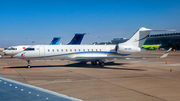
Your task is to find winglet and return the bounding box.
[160,48,172,58]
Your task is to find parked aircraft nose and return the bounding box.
[2,50,7,55]
[14,53,22,58]
[2,50,7,53]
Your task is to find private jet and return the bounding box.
[14,27,172,68]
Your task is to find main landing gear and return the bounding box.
[91,61,105,67]
[27,60,31,68]
[99,62,105,67]
[91,60,98,65]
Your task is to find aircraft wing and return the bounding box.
[0,76,83,101]
[75,48,172,61]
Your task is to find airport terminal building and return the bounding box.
[111,33,180,50]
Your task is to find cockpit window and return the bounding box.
[11,48,17,50]
[4,48,10,50]
[7,48,17,50]
[24,48,35,51]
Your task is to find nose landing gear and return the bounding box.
[99,62,105,67]
[27,60,31,68]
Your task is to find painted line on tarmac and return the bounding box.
[0,73,89,78]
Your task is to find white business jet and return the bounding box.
[14,27,172,68]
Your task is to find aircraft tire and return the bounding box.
[27,65,31,68]
[0,54,2,59]
[91,61,98,65]
[99,62,105,67]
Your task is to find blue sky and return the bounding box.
[0,0,180,47]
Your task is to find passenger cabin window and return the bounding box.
[57,49,59,52]
[48,49,50,52]
[24,48,35,51]
[70,49,72,52]
[91,49,93,51]
[79,49,80,51]
[83,49,85,51]
[96,49,98,51]
[52,49,54,52]
[66,49,68,52]
[74,49,76,52]
[61,49,63,52]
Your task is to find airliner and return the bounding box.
[142,44,161,50]
[14,27,172,68]
[3,33,87,57]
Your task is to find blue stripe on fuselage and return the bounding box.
[43,51,130,58]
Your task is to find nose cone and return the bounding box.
[2,50,7,53]
[2,50,7,55]
[14,53,22,58]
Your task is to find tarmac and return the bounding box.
[0,50,180,101]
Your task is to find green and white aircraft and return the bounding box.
[142,44,161,50]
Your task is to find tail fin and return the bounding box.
[67,33,88,45]
[49,37,61,45]
[122,27,172,48]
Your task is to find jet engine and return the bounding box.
[115,44,141,54]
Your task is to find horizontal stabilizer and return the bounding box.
[140,29,175,32]
[160,48,172,58]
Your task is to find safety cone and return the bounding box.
[7,70,9,72]
[170,68,172,72]
[3,66,5,69]
[166,61,167,64]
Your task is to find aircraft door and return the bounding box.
[39,47,45,57]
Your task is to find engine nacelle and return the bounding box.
[115,44,141,54]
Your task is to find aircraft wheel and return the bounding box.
[0,54,2,58]
[27,65,31,68]
[91,61,98,65]
[99,62,105,67]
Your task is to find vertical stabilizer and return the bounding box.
[123,27,151,47]
[67,33,88,45]
[49,37,61,45]
[122,27,171,48]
